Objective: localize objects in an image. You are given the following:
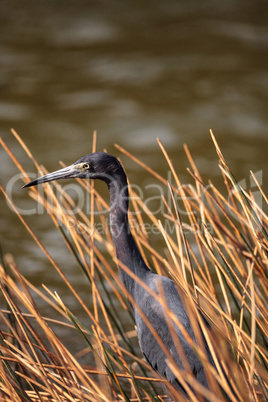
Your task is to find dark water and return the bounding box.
[1,1,267,355]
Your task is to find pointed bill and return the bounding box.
[23,164,80,188]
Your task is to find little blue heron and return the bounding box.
[24,152,216,398]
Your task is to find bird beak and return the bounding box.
[23,164,80,188]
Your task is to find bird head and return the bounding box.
[23,152,124,188]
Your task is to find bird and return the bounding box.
[23,151,215,398]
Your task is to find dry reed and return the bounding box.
[0,129,267,401]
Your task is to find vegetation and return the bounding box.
[0,130,267,401]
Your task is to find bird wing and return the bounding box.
[134,273,208,390]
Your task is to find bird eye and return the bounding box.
[83,163,90,170]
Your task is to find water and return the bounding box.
[1,0,267,356]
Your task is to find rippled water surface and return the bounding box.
[1,0,267,353]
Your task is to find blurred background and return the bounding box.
[1,0,267,354]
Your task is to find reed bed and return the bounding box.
[0,130,267,401]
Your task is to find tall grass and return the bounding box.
[0,130,267,401]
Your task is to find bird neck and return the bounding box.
[107,174,150,295]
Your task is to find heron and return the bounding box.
[23,151,217,398]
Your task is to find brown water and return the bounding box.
[1,1,267,354]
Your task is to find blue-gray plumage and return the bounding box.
[24,152,214,397]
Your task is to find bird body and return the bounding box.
[134,272,209,389]
[24,152,212,397]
